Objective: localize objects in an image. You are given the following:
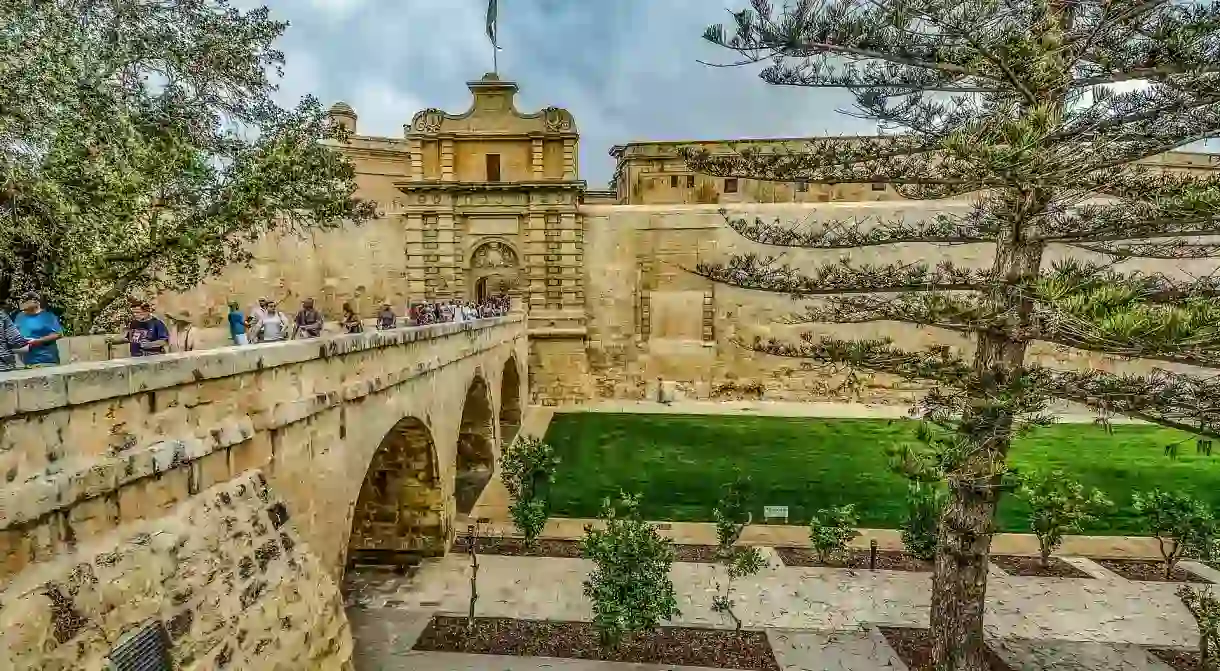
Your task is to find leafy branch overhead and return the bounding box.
[0,0,377,333]
[691,1,1220,668]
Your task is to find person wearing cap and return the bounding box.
[0,310,30,372]
[13,291,62,368]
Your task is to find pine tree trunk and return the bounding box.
[929,208,1046,669]
[930,480,1000,670]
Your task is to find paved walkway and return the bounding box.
[344,552,1199,670]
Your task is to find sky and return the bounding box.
[241,0,877,186]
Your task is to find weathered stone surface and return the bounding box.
[0,319,527,670]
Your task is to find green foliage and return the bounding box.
[500,436,560,548]
[581,493,680,648]
[1179,585,1220,669]
[901,482,946,561]
[710,478,764,630]
[0,0,376,332]
[1133,490,1216,579]
[1018,471,1112,566]
[808,504,860,564]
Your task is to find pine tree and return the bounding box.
[688,2,1220,668]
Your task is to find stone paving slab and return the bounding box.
[767,627,908,670]
[989,638,1175,670]
[370,555,1197,647]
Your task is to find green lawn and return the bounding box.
[542,412,1220,535]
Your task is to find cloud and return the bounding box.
[249,0,865,185]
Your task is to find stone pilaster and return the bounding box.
[440,139,455,182]
[531,138,544,180]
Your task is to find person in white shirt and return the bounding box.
[255,301,290,342]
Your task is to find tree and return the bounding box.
[1017,470,1111,567]
[500,436,560,548]
[689,2,1220,668]
[1179,584,1220,670]
[808,504,860,564]
[581,493,680,648]
[710,477,765,630]
[1133,489,1216,579]
[0,0,376,333]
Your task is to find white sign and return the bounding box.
[763,505,789,521]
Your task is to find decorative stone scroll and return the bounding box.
[542,106,574,133]
[411,108,445,133]
[472,241,518,269]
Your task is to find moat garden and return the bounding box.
[345,409,1220,671]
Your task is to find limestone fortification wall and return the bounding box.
[0,317,526,670]
[142,199,1212,406]
[580,202,1215,403]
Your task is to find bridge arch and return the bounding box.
[345,416,447,568]
[455,374,496,515]
[500,356,522,448]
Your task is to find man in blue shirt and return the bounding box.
[228,301,248,345]
[13,291,63,367]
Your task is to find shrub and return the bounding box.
[1017,470,1112,567]
[581,493,680,647]
[500,436,560,548]
[1179,585,1220,669]
[710,477,764,630]
[1133,490,1216,579]
[808,504,860,565]
[901,483,946,561]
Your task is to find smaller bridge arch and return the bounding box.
[346,416,447,568]
[455,375,496,515]
[500,356,522,448]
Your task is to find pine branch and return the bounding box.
[1070,241,1220,260]
[1039,368,1220,440]
[789,293,1220,368]
[716,207,994,249]
[693,256,987,297]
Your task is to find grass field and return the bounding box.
[541,412,1220,535]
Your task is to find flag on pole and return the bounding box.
[486,0,499,49]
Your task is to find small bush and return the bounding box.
[581,493,680,647]
[500,436,560,548]
[1133,490,1216,579]
[710,477,764,630]
[808,504,860,564]
[1018,470,1111,567]
[901,483,946,561]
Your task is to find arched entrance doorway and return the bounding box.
[469,240,520,303]
[346,417,446,570]
[500,357,522,448]
[456,376,496,515]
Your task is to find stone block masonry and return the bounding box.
[0,317,528,669]
[0,471,350,671]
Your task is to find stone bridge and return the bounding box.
[0,315,526,670]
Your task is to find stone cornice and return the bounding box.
[0,316,524,419]
[395,180,586,194]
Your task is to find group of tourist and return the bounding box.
[0,292,514,373]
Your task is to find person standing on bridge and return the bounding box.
[13,291,62,368]
[0,311,31,372]
[376,303,397,330]
[255,300,289,342]
[116,302,170,358]
[292,298,324,339]
[227,301,248,346]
